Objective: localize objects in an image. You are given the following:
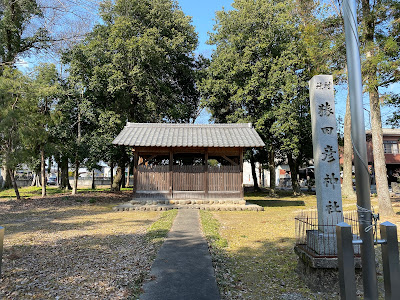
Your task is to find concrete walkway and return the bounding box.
[140,209,220,300]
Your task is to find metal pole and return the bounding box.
[380,221,400,300]
[0,226,4,277]
[342,0,378,298]
[336,222,357,299]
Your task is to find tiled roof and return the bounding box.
[366,128,400,136]
[113,123,265,148]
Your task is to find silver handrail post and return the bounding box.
[342,0,378,298]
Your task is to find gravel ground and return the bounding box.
[0,191,163,299]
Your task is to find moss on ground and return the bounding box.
[146,209,178,246]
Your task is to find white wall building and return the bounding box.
[242,162,295,188]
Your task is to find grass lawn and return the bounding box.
[0,190,177,299]
[2,186,400,299]
[201,189,400,300]
[0,186,133,198]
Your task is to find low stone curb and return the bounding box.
[113,203,263,212]
[130,199,247,205]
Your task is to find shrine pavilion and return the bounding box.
[113,123,264,200]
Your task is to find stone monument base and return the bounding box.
[306,230,338,255]
[306,230,361,256]
[294,245,363,294]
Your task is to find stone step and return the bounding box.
[113,203,263,212]
[130,199,247,206]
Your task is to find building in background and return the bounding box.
[366,128,400,185]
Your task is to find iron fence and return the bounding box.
[295,210,363,256]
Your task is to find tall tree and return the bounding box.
[63,0,201,124]
[20,64,59,197]
[0,67,28,198]
[342,94,356,198]
[359,0,399,215]
[62,0,202,190]
[200,0,313,194]
[0,0,49,67]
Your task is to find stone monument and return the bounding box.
[294,75,362,293]
[307,74,344,255]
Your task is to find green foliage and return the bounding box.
[359,0,400,91]
[63,0,201,124]
[368,0,400,125]
[0,0,49,66]
[20,64,59,159]
[0,67,29,169]
[200,0,313,191]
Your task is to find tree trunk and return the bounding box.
[60,156,71,190]
[41,146,46,197]
[126,160,131,187]
[91,169,95,190]
[268,149,276,192]
[121,166,126,188]
[72,158,79,195]
[361,0,394,216]
[370,88,394,215]
[8,169,21,200]
[33,174,40,187]
[249,153,259,192]
[111,166,123,192]
[287,153,300,195]
[57,164,60,186]
[342,93,356,198]
[110,161,114,190]
[72,94,81,196]
[2,166,12,189]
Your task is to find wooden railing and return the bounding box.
[136,164,241,193]
[209,166,241,192]
[173,165,204,191]
[137,165,169,191]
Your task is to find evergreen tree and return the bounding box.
[358,0,400,215]
[62,0,203,190]
[0,67,28,198]
[0,0,49,67]
[20,64,59,197]
[200,0,313,194]
[63,0,201,124]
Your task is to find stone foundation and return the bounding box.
[113,198,262,211]
[113,203,263,212]
[130,198,247,206]
[294,245,363,294]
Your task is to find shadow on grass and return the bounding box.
[245,189,315,199]
[246,199,305,207]
[146,229,170,243]
[0,209,177,299]
[2,213,155,235]
[0,232,153,299]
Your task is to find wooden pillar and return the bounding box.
[133,150,138,196]
[204,147,209,198]
[169,148,173,199]
[240,148,244,199]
